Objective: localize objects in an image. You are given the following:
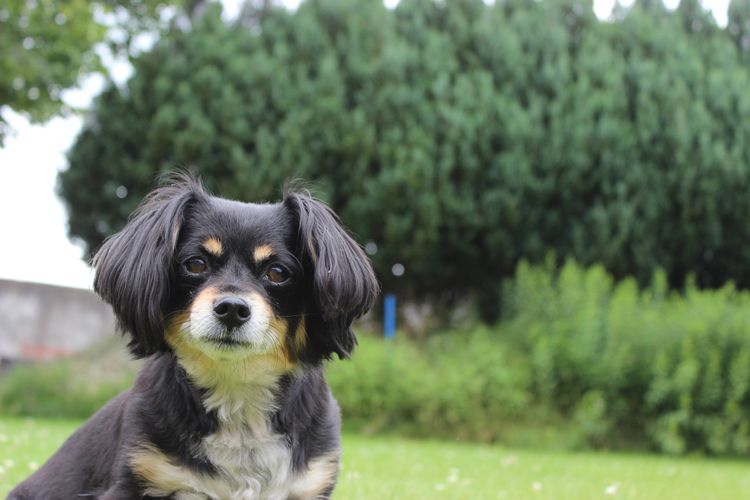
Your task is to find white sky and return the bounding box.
[0,0,731,290]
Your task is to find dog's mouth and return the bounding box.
[206,336,250,348]
[204,331,252,349]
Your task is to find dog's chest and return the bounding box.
[197,422,294,500]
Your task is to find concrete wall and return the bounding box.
[0,279,115,361]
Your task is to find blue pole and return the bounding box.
[384,293,396,340]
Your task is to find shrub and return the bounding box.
[327,331,532,442]
[0,338,138,419]
[333,258,750,454]
[503,259,750,455]
[4,261,750,456]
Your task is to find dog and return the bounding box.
[10,174,378,499]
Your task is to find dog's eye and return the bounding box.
[265,265,290,284]
[184,257,208,275]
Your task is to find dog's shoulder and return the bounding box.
[7,390,134,499]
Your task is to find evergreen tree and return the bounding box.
[729,0,750,58]
[60,0,750,321]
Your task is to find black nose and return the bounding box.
[213,297,251,328]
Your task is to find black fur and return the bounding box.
[93,177,204,357]
[284,190,377,361]
[10,174,379,499]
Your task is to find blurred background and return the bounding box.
[2,0,750,497]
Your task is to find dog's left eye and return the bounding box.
[265,264,290,284]
[184,257,208,275]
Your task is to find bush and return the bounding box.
[333,259,750,456]
[4,261,750,456]
[0,338,138,419]
[327,331,532,442]
[503,259,750,455]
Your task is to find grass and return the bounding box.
[2,417,749,499]
[0,418,81,495]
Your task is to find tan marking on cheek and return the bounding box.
[290,450,340,499]
[252,244,274,262]
[270,315,293,362]
[166,320,216,383]
[165,287,219,355]
[202,237,223,256]
[249,291,298,368]
[168,330,216,379]
[294,320,307,352]
[164,309,189,343]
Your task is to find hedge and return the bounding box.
[3,260,750,455]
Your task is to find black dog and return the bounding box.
[10,174,378,499]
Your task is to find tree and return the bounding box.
[729,0,750,60]
[0,0,187,145]
[60,0,750,322]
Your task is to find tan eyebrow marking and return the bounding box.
[202,237,223,256]
[253,244,274,262]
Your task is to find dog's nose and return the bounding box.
[213,297,251,328]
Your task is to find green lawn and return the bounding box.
[1,417,749,499]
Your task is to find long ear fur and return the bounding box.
[284,190,379,360]
[93,174,205,357]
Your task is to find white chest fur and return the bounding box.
[142,355,338,499]
[133,406,340,500]
[163,420,339,500]
[198,421,294,500]
[134,422,295,500]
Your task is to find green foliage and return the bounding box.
[337,260,750,455]
[328,332,532,442]
[59,0,750,321]
[503,259,750,455]
[0,0,186,144]
[0,339,138,419]
[3,261,750,457]
[0,0,102,141]
[729,0,750,60]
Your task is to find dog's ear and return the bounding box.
[284,190,379,360]
[93,177,204,357]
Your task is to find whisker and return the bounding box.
[278,313,318,319]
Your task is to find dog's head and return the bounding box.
[93,175,378,366]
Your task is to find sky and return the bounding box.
[0,0,732,290]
